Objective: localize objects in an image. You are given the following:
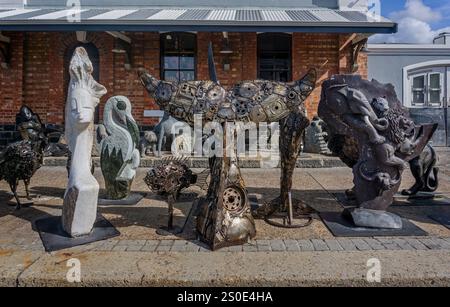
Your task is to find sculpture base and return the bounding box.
[347,208,403,229]
[393,193,450,207]
[156,226,183,236]
[35,214,120,252]
[429,214,450,231]
[98,193,145,206]
[320,211,427,237]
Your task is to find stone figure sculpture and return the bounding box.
[1,107,47,209]
[402,144,439,196]
[62,47,107,237]
[139,130,158,157]
[97,96,140,200]
[318,75,437,229]
[139,66,316,249]
[154,113,184,156]
[304,116,330,155]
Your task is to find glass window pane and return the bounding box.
[258,33,291,81]
[413,75,425,89]
[164,56,179,70]
[413,91,425,104]
[164,71,179,82]
[430,73,441,89]
[180,56,195,70]
[179,70,195,82]
[430,90,441,104]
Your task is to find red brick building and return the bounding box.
[0,0,396,146]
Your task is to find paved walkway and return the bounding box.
[1,149,450,286]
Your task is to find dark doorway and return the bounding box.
[64,42,101,123]
[257,33,292,82]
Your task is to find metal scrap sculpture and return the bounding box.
[0,106,47,209]
[318,75,437,229]
[139,56,316,249]
[97,96,140,200]
[144,158,198,233]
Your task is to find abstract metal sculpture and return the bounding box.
[63,47,107,237]
[144,158,198,234]
[97,96,140,200]
[318,75,437,229]
[402,144,439,196]
[0,107,47,209]
[139,63,316,249]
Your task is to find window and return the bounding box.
[403,60,450,108]
[257,33,292,82]
[408,69,445,107]
[161,32,196,82]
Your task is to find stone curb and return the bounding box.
[43,155,346,169]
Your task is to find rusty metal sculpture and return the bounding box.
[318,75,437,229]
[144,158,198,234]
[139,55,316,249]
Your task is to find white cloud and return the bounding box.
[370,0,450,44]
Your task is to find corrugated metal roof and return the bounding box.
[286,10,320,22]
[148,9,187,20]
[0,7,397,34]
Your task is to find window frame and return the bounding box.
[160,32,197,83]
[257,33,292,82]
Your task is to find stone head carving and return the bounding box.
[66,47,106,140]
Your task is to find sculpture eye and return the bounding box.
[117,101,127,111]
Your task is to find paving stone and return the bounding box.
[404,238,428,250]
[375,238,402,250]
[433,238,450,250]
[171,241,189,252]
[311,239,329,251]
[351,238,372,251]
[116,240,146,246]
[297,240,314,251]
[283,240,300,252]
[336,239,357,251]
[156,240,174,251]
[185,241,201,252]
[364,238,386,250]
[228,245,243,252]
[256,240,270,246]
[419,238,442,250]
[270,240,286,252]
[242,244,258,252]
[141,242,159,252]
[112,245,127,251]
[256,244,272,252]
[126,245,143,251]
[392,238,415,250]
[95,240,119,251]
[324,239,344,251]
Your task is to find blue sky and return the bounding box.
[371,0,450,43]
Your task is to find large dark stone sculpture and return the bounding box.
[318,75,437,229]
[139,67,316,249]
[402,144,439,196]
[1,106,47,209]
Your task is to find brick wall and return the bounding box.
[0,31,367,132]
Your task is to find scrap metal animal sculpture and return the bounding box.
[0,109,47,209]
[139,62,316,249]
[402,144,439,196]
[318,75,437,229]
[144,158,198,233]
[97,96,140,200]
[63,47,107,237]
